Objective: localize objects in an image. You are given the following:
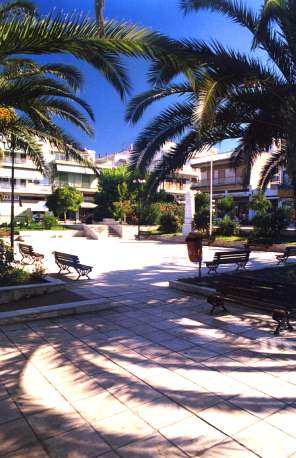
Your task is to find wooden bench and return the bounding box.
[207,276,296,335]
[276,246,296,265]
[206,249,251,274]
[19,243,44,265]
[53,251,93,280]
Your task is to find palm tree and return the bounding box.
[128,0,296,216]
[0,0,175,100]
[0,60,98,249]
[95,0,105,36]
[0,0,174,248]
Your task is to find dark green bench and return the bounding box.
[206,249,251,274]
[276,246,296,265]
[207,276,296,335]
[19,243,44,265]
[53,251,93,280]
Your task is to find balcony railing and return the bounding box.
[196,176,243,187]
[3,157,28,164]
[0,183,51,192]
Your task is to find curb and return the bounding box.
[0,298,116,325]
[169,280,215,297]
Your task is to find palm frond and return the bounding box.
[0,0,36,19]
[180,0,258,33]
[130,102,194,171]
[259,148,286,188]
[126,83,192,124]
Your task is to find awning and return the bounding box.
[56,164,95,175]
[80,202,97,209]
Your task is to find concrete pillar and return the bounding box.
[182,189,195,236]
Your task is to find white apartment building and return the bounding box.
[190,149,291,220]
[0,141,98,223]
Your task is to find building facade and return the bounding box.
[190,149,291,221]
[0,141,98,223]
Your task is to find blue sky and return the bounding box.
[37,0,261,156]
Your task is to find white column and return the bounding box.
[182,189,195,236]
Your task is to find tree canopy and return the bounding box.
[127,0,296,213]
[46,187,83,221]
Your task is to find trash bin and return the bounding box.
[185,232,203,278]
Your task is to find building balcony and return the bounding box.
[0,183,51,194]
[195,176,243,188]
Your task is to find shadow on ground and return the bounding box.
[0,262,296,457]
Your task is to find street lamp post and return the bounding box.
[132,178,146,239]
[3,136,16,250]
[209,153,213,237]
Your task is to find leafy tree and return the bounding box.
[46,187,83,222]
[95,166,132,221]
[127,0,296,217]
[217,196,234,216]
[249,192,272,215]
[194,192,210,232]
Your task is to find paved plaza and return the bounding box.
[1,239,296,457]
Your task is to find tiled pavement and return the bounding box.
[1,278,296,458]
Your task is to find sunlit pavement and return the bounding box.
[1,239,296,457]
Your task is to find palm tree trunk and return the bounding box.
[95,0,105,36]
[10,140,15,250]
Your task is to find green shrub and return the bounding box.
[0,240,14,274]
[141,203,161,225]
[159,211,180,233]
[43,213,59,229]
[0,267,31,286]
[252,207,291,242]
[218,215,240,236]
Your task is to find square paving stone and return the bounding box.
[109,381,162,409]
[73,391,127,422]
[234,420,296,458]
[44,424,111,458]
[27,409,85,440]
[194,438,257,457]
[230,386,287,419]
[265,404,296,438]
[5,444,49,458]
[0,397,21,424]
[134,397,191,429]
[92,410,154,448]
[0,418,37,456]
[198,401,259,436]
[117,433,186,457]
[159,414,226,456]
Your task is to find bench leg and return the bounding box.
[286,314,294,332]
[272,310,290,336]
[208,295,228,315]
[207,266,217,275]
[277,257,287,266]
